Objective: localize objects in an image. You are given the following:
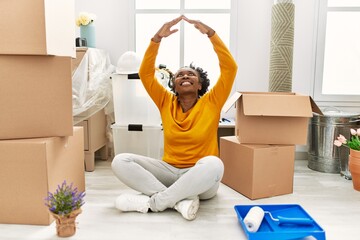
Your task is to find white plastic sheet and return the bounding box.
[72,48,116,117]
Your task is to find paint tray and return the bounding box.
[234,204,326,240]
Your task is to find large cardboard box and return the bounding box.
[223,92,322,145]
[0,127,85,225]
[0,55,73,140]
[220,136,295,200]
[0,0,75,57]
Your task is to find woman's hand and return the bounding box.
[152,16,183,43]
[152,15,215,43]
[182,16,215,37]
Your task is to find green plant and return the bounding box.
[45,180,85,216]
[334,128,360,151]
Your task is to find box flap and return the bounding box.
[223,92,323,117]
[242,93,313,117]
[223,92,242,112]
[310,97,323,115]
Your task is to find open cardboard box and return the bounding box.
[0,127,85,225]
[222,92,322,145]
[220,136,295,200]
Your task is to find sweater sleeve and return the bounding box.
[207,33,238,108]
[138,40,169,109]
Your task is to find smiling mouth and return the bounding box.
[180,81,192,86]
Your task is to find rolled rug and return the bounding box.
[268,0,295,92]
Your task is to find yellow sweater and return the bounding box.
[139,33,237,168]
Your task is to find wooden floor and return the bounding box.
[1,159,360,240]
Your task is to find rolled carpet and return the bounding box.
[268,0,295,92]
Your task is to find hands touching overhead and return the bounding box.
[152,15,215,43]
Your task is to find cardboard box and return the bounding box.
[75,108,108,172]
[0,0,75,57]
[222,92,322,145]
[0,127,85,225]
[220,136,295,200]
[71,48,87,75]
[0,55,73,140]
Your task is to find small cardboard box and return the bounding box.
[0,127,85,225]
[222,92,322,145]
[0,0,75,57]
[0,55,73,140]
[220,136,295,200]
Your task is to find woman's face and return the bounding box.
[173,67,202,96]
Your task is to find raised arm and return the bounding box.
[138,16,183,108]
[152,15,183,43]
[183,16,238,106]
[182,16,215,38]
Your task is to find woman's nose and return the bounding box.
[182,74,189,78]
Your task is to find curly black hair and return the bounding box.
[167,63,210,97]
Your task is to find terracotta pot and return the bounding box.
[51,208,82,237]
[349,149,360,191]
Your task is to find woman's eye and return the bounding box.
[176,72,195,78]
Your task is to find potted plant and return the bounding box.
[334,128,360,191]
[44,180,85,237]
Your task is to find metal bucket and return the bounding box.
[307,110,360,178]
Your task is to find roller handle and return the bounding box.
[277,216,314,225]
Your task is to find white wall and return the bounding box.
[75,0,317,96]
[235,0,316,96]
[75,0,131,64]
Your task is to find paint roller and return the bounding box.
[243,206,314,233]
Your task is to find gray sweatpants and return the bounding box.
[111,153,224,212]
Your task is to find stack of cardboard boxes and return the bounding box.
[0,0,85,225]
[220,92,322,200]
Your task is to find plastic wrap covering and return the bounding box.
[72,48,116,118]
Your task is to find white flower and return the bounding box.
[76,12,97,27]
